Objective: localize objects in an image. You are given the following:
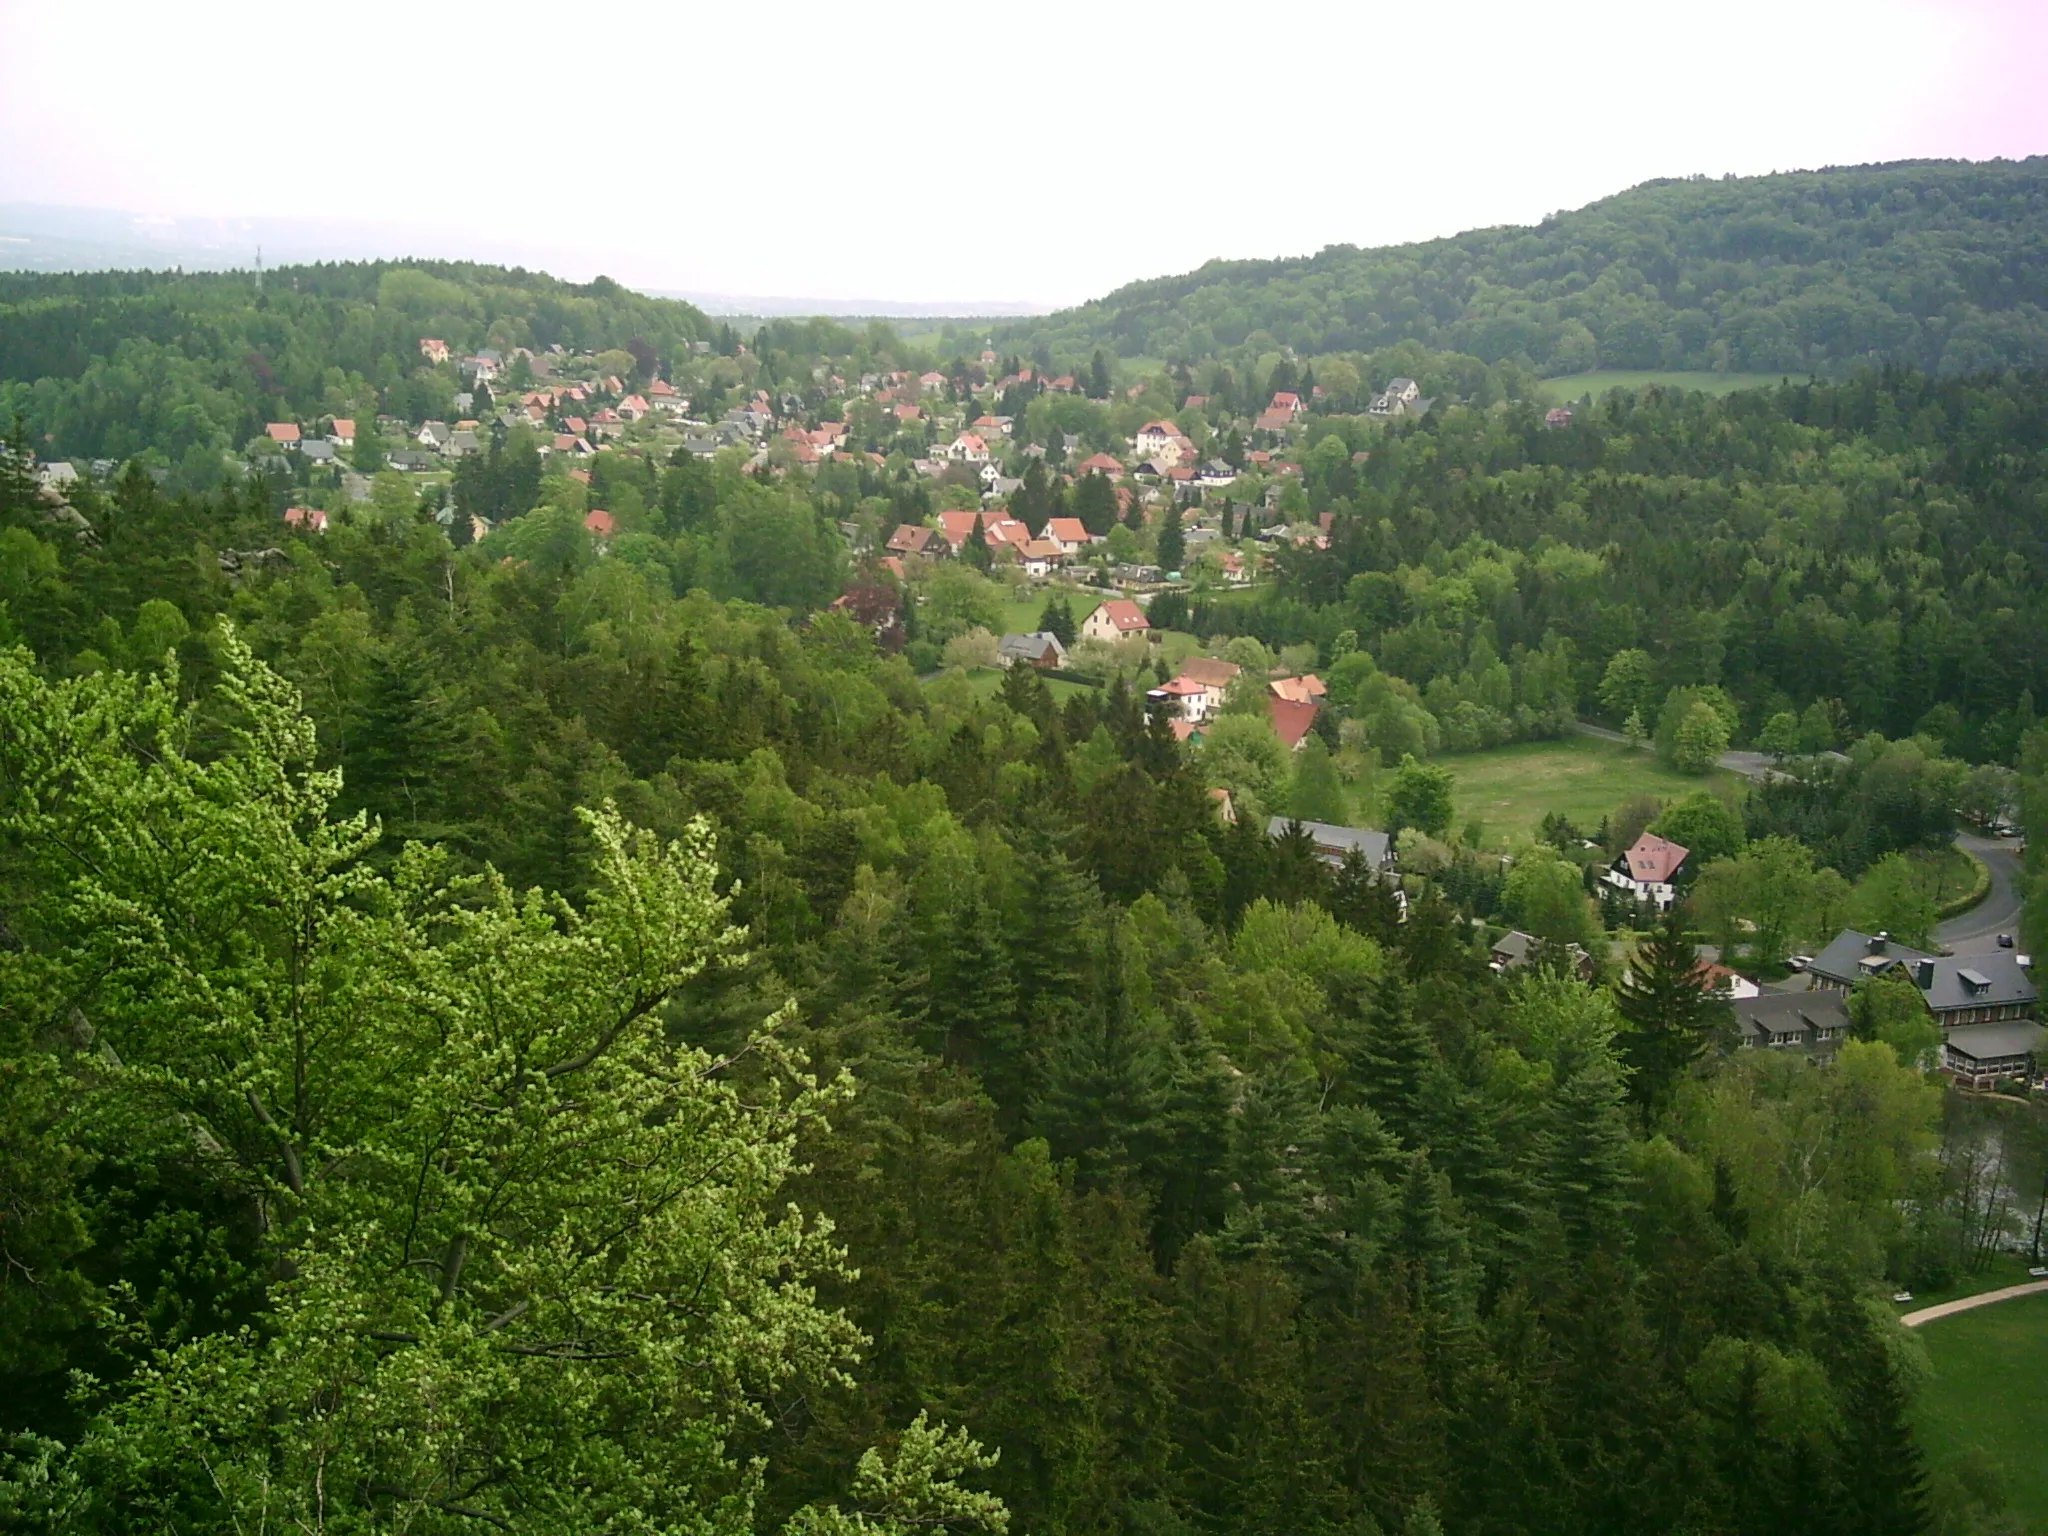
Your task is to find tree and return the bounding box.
[1598,648,1656,723]
[1758,710,1802,760]
[1088,349,1113,400]
[1387,754,1455,837]
[1615,908,1727,1119]
[1847,968,1941,1069]
[1690,836,1831,970]
[1036,594,1077,646]
[1650,791,1745,866]
[0,632,998,1534]
[1502,847,1600,953]
[1287,734,1347,824]
[1156,503,1185,572]
[1851,852,1939,950]
[1671,700,1732,774]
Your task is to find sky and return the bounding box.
[2,0,2044,309]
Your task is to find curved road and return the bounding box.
[1569,722,2023,951]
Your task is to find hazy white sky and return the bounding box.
[2,0,2042,306]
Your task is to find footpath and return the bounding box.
[1898,1279,2048,1328]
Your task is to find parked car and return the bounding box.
[1788,955,1813,972]
[1998,933,2016,948]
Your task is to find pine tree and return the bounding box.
[1351,975,1435,1148]
[1156,502,1184,571]
[1031,935,1164,1191]
[1816,1289,1932,1535]
[1545,1059,1635,1254]
[927,891,1025,1103]
[1615,907,1727,1122]
[1331,847,1404,944]
[1288,734,1347,823]
[1036,594,1076,645]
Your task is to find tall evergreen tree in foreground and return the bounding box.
[1615,906,1727,1122]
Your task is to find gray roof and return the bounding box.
[1918,952,2038,1016]
[1943,1021,2045,1064]
[298,439,336,461]
[1267,817,1392,867]
[999,632,1066,663]
[1807,930,1938,988]
[1731,991,1851,1044]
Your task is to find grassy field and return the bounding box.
[931,667,1099,703]
[1443,735,1737,849]
[1536,370,1797,402]
[1913,1290,2048,1531]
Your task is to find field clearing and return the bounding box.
[933,667,1098,703]
[1913,1290,2048,1531]
[1537,370,1798,402]
[1443,735,1737,849]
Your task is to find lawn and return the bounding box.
[1913,1290,2048,1531]
[1443,735,1737,849]
[1536,370,1798,402]
[932,667,1099,704]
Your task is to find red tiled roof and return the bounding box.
[1092,599,1150,633]
[1268,697,1319,749]
[266,422,300,443]
[1622,832,1690,884]
[584,509,617,537]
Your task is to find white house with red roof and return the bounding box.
[1076,452,1124,479]
[1134,421,1186,464]
[419,338,450,364]
[947,431,990,463]
[283,505,327,532]
[1145,675,1210,721]
[1082,599,1152,644]
[266,422,301,446]
[1039,517,1095,555]
[1603,832,1691,909]
[583,508,617,538]
[1270,391,1305,418]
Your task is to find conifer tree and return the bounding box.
[1351,975,1436,1148]
[1615,906,1727,1122]
[1545,1059,1636,1253]
[1156,502,1184,571]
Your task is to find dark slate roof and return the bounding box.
[1731,991,1851,1045]
[1943,1021,2046,1064]
[999,632,1065,663]
[1919,952,2038,1015]
[1267,817,1391,866]
[1807,930,1938,988]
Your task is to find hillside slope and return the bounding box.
[1006,158,2048,375]
[0,262,712,464]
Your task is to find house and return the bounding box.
[887,524,941,558]
[937,509,983,554]
[387,449,437,472]
[998,632,1070,670]
[1082,599,1151,643]
[329,418,356,447]
[1020,539,1062,578]
[1545,407,1574,429]
[266,422,301,447]
[1268,696,1320,750]
[617,394,651,421]
[299,439,337,466]
[1807,931,2039,1028]
[1602,832,1690,909]
[1267,816,1394,869]
[948,432,990,463]
[552,434,595,457]
[282,505,328,532]
[1076,452,1124,479]
[418,421,452,451]
[1491,930,1596,981]
[1269,674,1327,706]
[1209,787,1237,824]
[1145,676,1210,720]
[444,430,480,459]
[419,338,450,364]
[583,509,617,538]
[918,370,947,394]
[1369,378,1422,418]
[1134,421,1186,464]
[1040,517,1094,554]
[1688,959,1761,999]
[1175,657,1242,717]
[1942,1022,2045,1085]
[1732,992,1851,1053]
[1254,409,1295,434]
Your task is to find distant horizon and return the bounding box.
[9,149,2048,327]
[4,0,2041,306]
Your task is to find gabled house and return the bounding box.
[1268,696,1320,751]
[1134,421,1186,463]
[1076,452,1124,479]
[1020,540,1061,579]
[282,505,328,532]
[1269,674,1327,706]
[583,508,617,538]
[417,421,452,450]
[1267,816,1393,869]
[1145,676,1209,720]
[419,338,450,364]
[1805,930,2038,1032]
[266,422,301,447]
[1040,517,1094,554]
[329,418,356,447]
[949,431,990,463]
[1175,657,1242,716]
[1602,832,1689,909]
[299,439,337,465]
[1082,599,1151,644]
[1732,992,1851,1053]
[998,632,1069,670]
[1491,930,1596,981]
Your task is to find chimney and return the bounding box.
[1914,958,1935,989]
[1867,932,1889,954]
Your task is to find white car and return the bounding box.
[1787,955,1813,972]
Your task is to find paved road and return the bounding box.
[1568,721,2022,951]
[1899,1279,2048,1328]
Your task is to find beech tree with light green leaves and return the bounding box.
[0,631,1002,1536]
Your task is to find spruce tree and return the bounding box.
[1156,502,1184,571]
[1615,907,1726,1122]
[1816,1288,1932,1535]
[1545,1059,1635,1253]
[1351,975,1436,1148]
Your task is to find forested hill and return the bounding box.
[1007,158,2048,375]
[0,261,712,466]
